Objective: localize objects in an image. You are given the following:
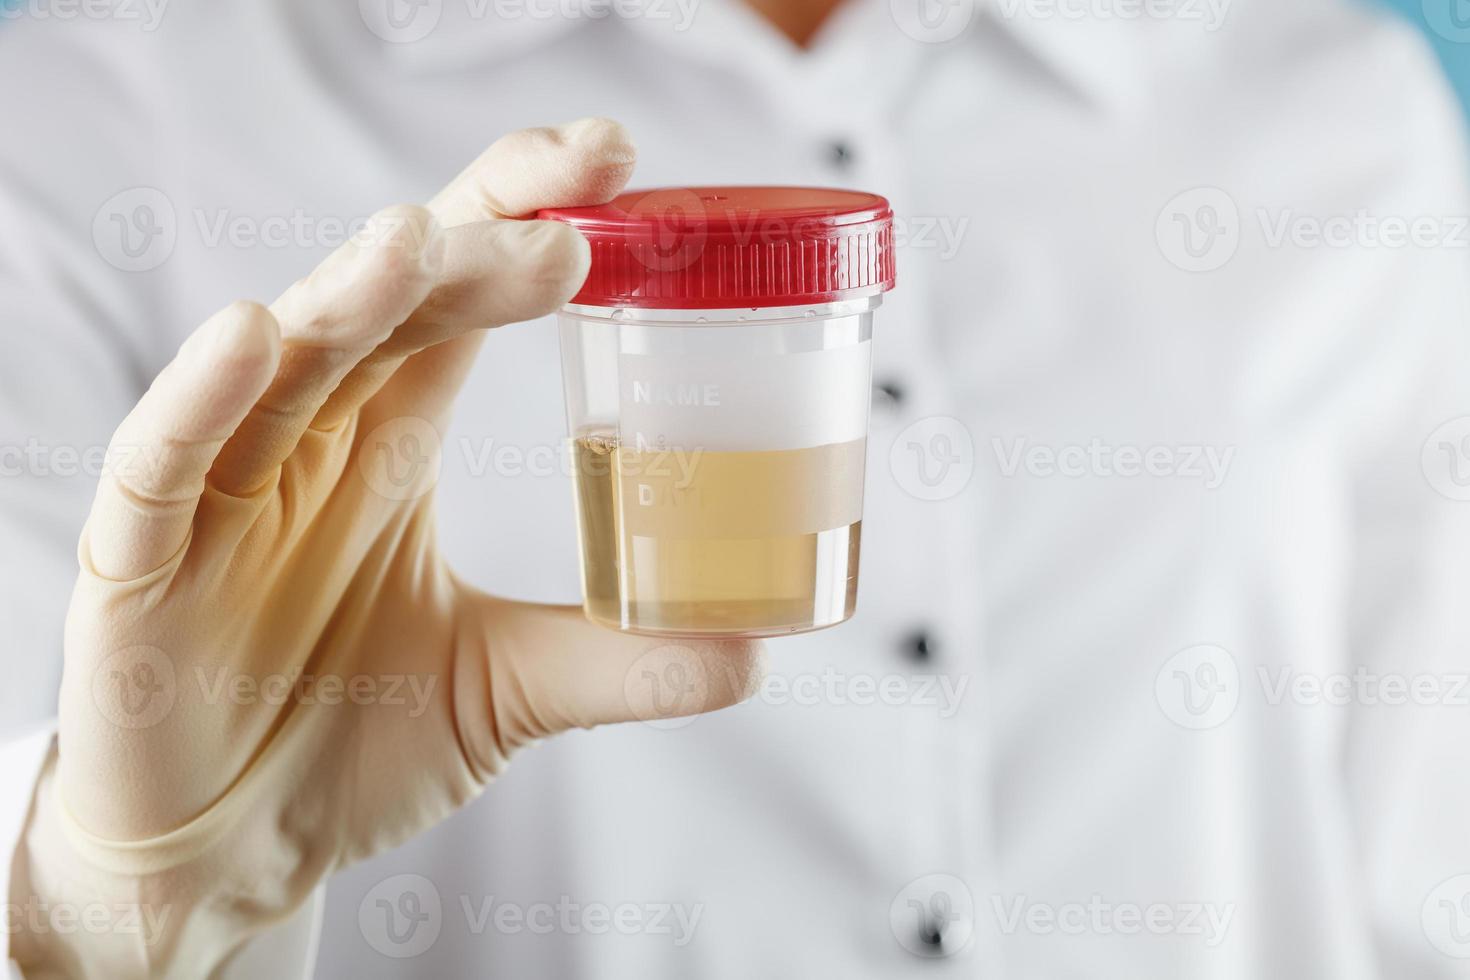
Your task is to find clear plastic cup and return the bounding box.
[540,187,896,638]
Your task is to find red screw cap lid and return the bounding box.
[537,186,896,310]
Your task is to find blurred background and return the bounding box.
[1377,0,1470,112]
[4,0,1470,977]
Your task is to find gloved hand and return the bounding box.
[9,119,764,978]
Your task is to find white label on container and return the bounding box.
[618,341,873,453]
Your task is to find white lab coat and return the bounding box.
[4,0,1470,976]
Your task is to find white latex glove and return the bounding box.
[8,118,764,978]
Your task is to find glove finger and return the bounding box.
[84,301,281,580]
[206,205,444,497]
[365,117,635,424]
[450,596,767,780]
[312,218,588,430]
[428,116,636,228]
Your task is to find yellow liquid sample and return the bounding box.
[572,431,865,637]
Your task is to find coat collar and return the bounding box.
[366,0,1209,114]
